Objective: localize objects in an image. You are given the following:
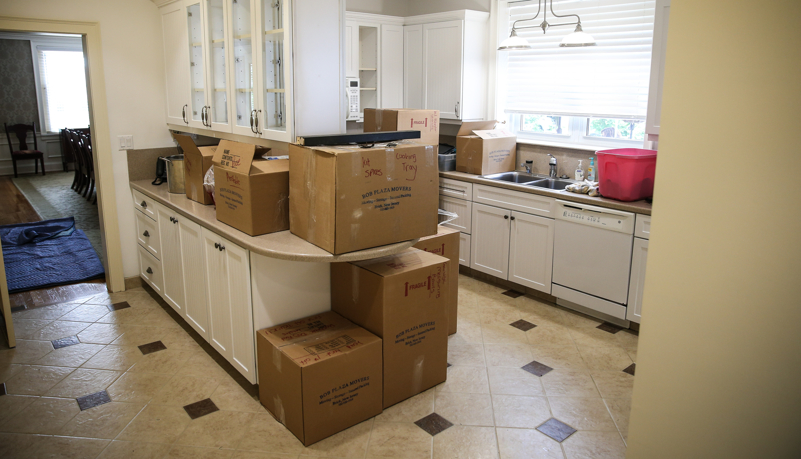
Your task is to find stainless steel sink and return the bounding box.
[480,172,541,184]
[526,179,574,191]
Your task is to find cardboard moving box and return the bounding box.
[413,226,460,335]
[173,133,216,205]
[257,311,383,446]
[331,249,449,408]
[455,120,517,175]
[289,140,438,254]
[363,109,440,146]
[213,140,289,236]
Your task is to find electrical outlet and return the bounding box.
[118,135,134,150]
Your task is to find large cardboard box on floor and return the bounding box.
[413,226,460,335]
[257,311,383,446]
[363,108,440,146]
[213,140,289,236]
[173,133,216,205]
[331,249,449,408]
[455,120,517,175]
[289,140,438,254]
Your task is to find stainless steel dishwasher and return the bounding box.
[551,200,635,322]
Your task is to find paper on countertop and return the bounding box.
[472,128,515,139]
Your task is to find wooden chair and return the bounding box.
[4,122,45,178]
[69,130,88,195]
[78,133,96,203]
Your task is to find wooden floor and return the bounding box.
[0,176,41,225]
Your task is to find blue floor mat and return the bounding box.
[2,219,105,293]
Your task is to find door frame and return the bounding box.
[0,16,125,294]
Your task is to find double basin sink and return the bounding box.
[480,172,574,191]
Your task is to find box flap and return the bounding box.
[351,248,448,277]
[173,133,201,156]
[213,139,271,173]
[456,120,497,136]
[472,128,515,140]
[250,158,290,175]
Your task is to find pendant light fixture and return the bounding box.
[498,0,597,50]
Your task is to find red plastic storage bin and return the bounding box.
[595,148,657,202]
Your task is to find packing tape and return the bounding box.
[276,193,288,225]
[303,150,316,242]
[425,145,434,167]
[411,354,425,395]
[273,395,286,424]
[375,109,383,131]
[272,346,282,372]
[385,149,395,179]
[350,264,360,303]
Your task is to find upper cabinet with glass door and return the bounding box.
[205,0,232,132]
[186,1,208,129]
[254,0,293,142]
[228,0,257,136]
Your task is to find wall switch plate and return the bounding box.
[118,135,134,150]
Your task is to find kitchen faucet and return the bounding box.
[548,154,557,178]
[520,160,533,174]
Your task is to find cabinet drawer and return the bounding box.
[132,189,158,221]
[473,184,555,218]
[439,195,472,234]
[635,214,651,240]
[439,177,473,201]
[459,232,470,267]
[138,244,163,295]
[135,211,161,260]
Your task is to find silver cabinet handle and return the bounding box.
[206,106,213,127]
[146,267,153,274]
[140,201,147,208]
[143,230,150,238]
[249,110,256,133]
[255,110,262,134]
[182,104,188,124]
[200,106,205,126]
[455,101,460,119]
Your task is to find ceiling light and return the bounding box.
[499,0,596,51]
[560,24,596,47]
[498,29,532,51]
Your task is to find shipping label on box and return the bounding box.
[413,226,460,335]
[173,133,216,205]
[364,108,441,146]
[455,121,517,175]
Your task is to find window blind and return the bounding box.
[38,48,90,132]
[501,0,655,119]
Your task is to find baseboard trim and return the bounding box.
[124,276,144,290]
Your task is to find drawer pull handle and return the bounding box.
[143,230,150,238]
[219,245,225,251]
[140,201,147,208]
[510,216,515,220]
[169,217,174,223]
[173,218,178,224]
[146,267,153,274]
[504,215,509,220]
[440,187,464,194]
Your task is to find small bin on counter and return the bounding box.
[596,148,657,202]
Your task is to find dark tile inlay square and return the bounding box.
[623,363,636,376]
[52,335,80,349]
[76,390,112,411]
[414,412,453,436]
[597,322,623,334]
[521,360,553,377]
[0,382,6,396]
[138,340,167,355]
[184,398,219,420]
[10,305,26,313]
[502,290,524,298]
[107,301,131,311]
[447,363,452,368]
[509,319,537,332]
[537,418,577,443]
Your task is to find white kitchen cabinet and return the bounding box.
[178,218,210,339]
[138,245,164,296]
[380,24,404,109]
[508,211,554,294]
[161,1,191,126]
[645,0,670,138]
[626,237,649,324]
[439,195,472,234]
[403,24,423,109]
[459,232,471,267]
[470,203,511,279]
[345,20,359,78]
[422,20,462,119]
[157,205,186,317]
[135,211,161,260]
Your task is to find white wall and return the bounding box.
[346,0,409,16]
[0,0,172,280]
[626,1,801,457]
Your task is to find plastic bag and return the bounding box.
[437,209,458,226]
[203,165,215,204]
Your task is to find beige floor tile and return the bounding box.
[449,321,484,345]
[576,346,632,372]
[12,303,80,321]
[97,306,156,325]
[525,324,576,348]
[482,323,529,345]
[108,325,167,347]
[590,372,634,400]
[561,431,626,459]
[625,347,637,363]
[0,396,80,434]
[541,370,600,398]
[301,418,373,458]
[4,339,55,364]
[27,435,109,459]
[365,422,433,459]
[81,345,144,371]
[517,299,569,328]
[237,452,299,459]
[491,394,551,428]
[529,346,588,370]
[117,403,191,444]
[27,320,90,341]
[210,379,264,413]
[559,310,603,329]
[0,432,41,458]
[433,392,494,426]
[35,343,105,368]
[76,323,126,345]
[435,365,490,394]
[12,319,53,339]
[159,327,204,350]
[496,427,565,459]
[567,327,620,349]
[5,365,74,395]
[483,343,532,368]
[447,342,486,367]
[487,366,545,397]
[374,388,435,423]
[479,303,522,326]
[547,397,617,431]
[150,374,221,406]
[59,304,115,323]
[176,410,255,449]
[168,445,236,458]
[614,331,638,350]
[0,395,38,425]
[236,413,306,455]
[176,353,231,381]
[433,425,499,459]
[137,308,182,328]
[128,347,198,375]
[603,398,632,440]
[97,440,172,459]
[45,368,121,398]
[59,400,146,439]
[106,371,173,403]
[0,362,23,382]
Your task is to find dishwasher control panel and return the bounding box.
[555,200,635,234]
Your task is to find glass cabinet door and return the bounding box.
[230,0,256,135]
[261,0,287,134]
[186,2,207,128]
[205,0,230,128]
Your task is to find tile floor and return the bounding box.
[0,274,636,458]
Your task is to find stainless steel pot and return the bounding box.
[161,155,185,194]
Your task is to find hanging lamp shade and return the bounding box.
[559,24,596,47]
[498,29,531,51]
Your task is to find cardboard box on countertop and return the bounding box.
[363,108,440,146]
[331,248,449,408]
[455,120,517,175]
[413,226,460,335]
[212,139,289,237]
[289,140,438,255]
[257,311,383,446]
[173,133,216,205]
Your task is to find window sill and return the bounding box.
[514,137,644,152]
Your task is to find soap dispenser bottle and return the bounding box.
[587,157,596,181]
[575,160,584,181]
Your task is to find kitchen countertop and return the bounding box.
[130,180,418,263]
[439,171,652,215]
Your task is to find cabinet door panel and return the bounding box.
[439,195,472,234]
[422,20,463,119]
[222,237,255,383]
[162,2,191,126]
[229,0,257,136]
[186,1,208,129]
[459,232,471,267]
[626,238,649,324]
[380,24,404,109]
[346,21,359,78]
[509,211,554,294]
[203,229,233,360]
[470,203,510,278]
[205,0,232,132]
[157,207,186,316]
[180,219,210,338]
[403,24,423,109]
[135,211,161,260]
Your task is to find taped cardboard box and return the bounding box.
[289,140,438,255]
[257,311,383,446]
[213,139,289,236]
[363,109,441,146]
[173,133,216,205]
[413,226,460,335]
[331,249,449,408]
[455,120,517,175]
